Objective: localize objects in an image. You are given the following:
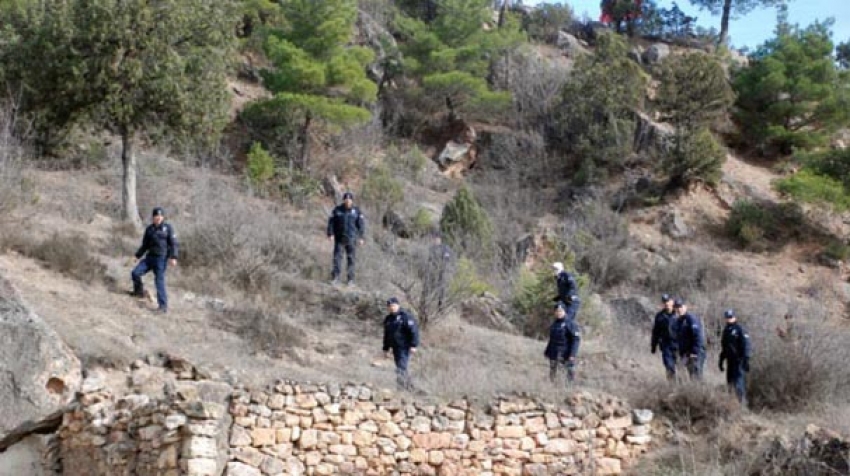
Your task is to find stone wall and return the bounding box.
[56,362,653,476]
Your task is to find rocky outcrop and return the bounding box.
[459,292,518,333]
[642,43,671,65]
[435,122,478,178]
[661,209,692,239]
[633,111,675,155]
[556,31,589,57]
[0,277,81,450]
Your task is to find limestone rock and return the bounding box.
[556,31,588,57]
[633,409,653,425]
[225,462,261,476]
[642,43,670,64]
[0,277,81,449]
[661,209,691,239]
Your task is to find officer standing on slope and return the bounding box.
[383,297,420,390]
[651,294,678,380]
[719,309,752,405]
[131,207,178,314]
[552,262,578,304]
[544,301,582,384]
[673,299,705,380]
[327,192,366,286]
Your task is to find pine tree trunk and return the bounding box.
[298,112,312,170]
[121,129,143,231]
[718,0,732,46]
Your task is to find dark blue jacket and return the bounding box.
[135,222,178,259]
[544,317,581,361]
[383,310,420,351]
[651,310,677,352]
[564,297,581,320]
[719,322,752,365]
[327,205,366,242]
[555,271,578,302]
[674,313,705,357]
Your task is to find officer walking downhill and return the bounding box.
[673,299,705,379]
[327,192,366,286]
[544,300,582,384]
[651,294,678,380]
[719,309,752,405]
[131,207,178,314]
[552,262,578,304]
[382,297,420,391]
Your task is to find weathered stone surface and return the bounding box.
[595,457,622,475]
[642,43,670,64]
[225,462,261,476]
[0,278,81,449]
[632,409,653,425]
[0,434,55,476]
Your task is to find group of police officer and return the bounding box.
[650,294,753,404]
[132,195,754,402]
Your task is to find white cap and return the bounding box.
[552,262,564,272]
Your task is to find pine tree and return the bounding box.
[734,21,850,157]
[687,0,787,46]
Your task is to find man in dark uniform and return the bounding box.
[552,262,578,304]
[327,192,366,286]
[544,301,582,384]
[131,207,178,313]
[719,309,752,405]
[383,297,420,390]
[651,294,678,380]
[673,299,705,380]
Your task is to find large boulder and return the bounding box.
[642,43,671,64]
[633,111,675,154]
[0,277,81,449]
[556,31,588,57]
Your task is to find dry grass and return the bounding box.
[214,305,308,361]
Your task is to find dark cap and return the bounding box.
[661,293,672,302]
[673,299,685,308]
[152,207,165,217]
[386,297,399,306]
[342,192,354,200]
[554,302,566,310]
[724,309,736,319]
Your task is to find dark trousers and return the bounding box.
[549,359,575,384]
[132,255,168,309]
[726,361,747,405]
[661,346,677,380]
[683,352,705,380]
[332,240,356,282]
[392,347,412,390]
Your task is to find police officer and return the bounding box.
[651,294,678,380]
[131,207,178,313]
[673,299,705,379]
[719,309,752,405]
[383,297,420,390]
[327,192,366,286]
[552,262,578,304]
[544,300,582,384]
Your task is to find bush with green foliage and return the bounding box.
[448,257,494,299]
[662,127,727,188]
[733,21,850,157]
[726,199,805,251]
[246,142,276,185]
[775,169,850,211]
[523,3,573,43]
[410,208,436,237]
[440,186,494,259]
[554,33,647,184]
[360,165,404,216]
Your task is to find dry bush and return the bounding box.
[504,47,570,130]
[632,381,741,432]
[214,306,308,360]
[562,201,639,289]
[746,320,850,412]
[178,175,317,294]
[644,248,732,297]
[3,231,106,283]
[0,102,34,220]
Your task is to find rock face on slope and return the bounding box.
[0,276,81,450]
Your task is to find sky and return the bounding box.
[525,0,850,50]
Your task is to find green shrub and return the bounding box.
[726,199,805,251]
[523,3,573,43]
[246,142,276,185]
[822,239,850,261]
[662,128,727,189]
[410,208,435,238]
[448,257,494,300]
[775,169,850,211]
[440,186,494,260]
[360,165,403,216]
